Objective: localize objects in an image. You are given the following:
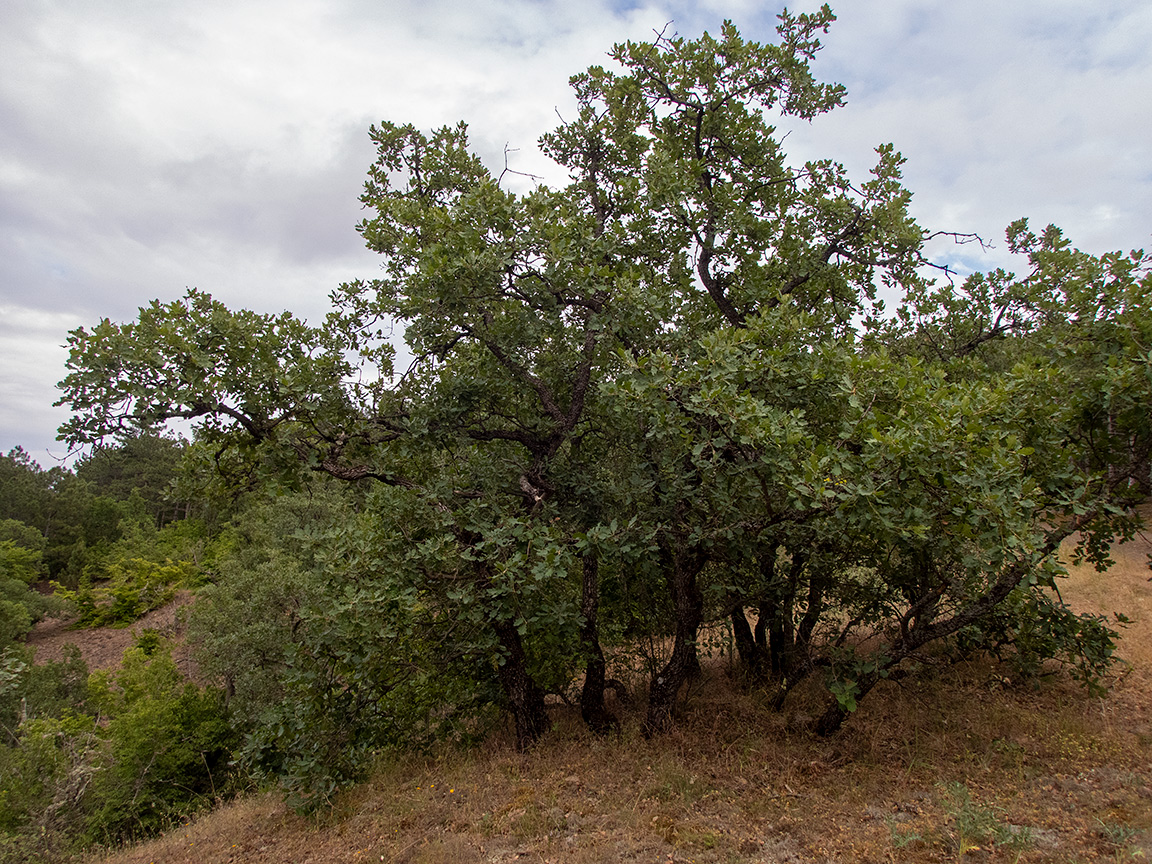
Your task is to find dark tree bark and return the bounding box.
[462,550,550,750]
[814,671,880,736]
[766,550,804,678]
[796,567,826,648]
[579,551,618,734]
[642,540,707,736]
[730,604,769,684]
[733,545,828,705]
[778,561,827,682]
[491,620,550,750]
[754,599,769,650]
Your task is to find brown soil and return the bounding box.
[26,590,198,678]
[89,526,1152,864]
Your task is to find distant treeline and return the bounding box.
[1,435,190,585]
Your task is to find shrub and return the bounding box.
[0,645,90,738]
[54,555,193,628]
[0,648,97,863]
[0,540,67,649]
[963,586,1122,692]
[84,644,237,842]
[189,487,503,809]
[0,642,236,857]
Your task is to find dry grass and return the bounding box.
[28,589,198,675]
[92,524,1152,864]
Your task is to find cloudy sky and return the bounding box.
[2,0,1150,462]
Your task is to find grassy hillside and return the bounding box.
[93,524,1152,864]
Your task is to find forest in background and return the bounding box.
[3,9,1151,863]
[0,436,238,861]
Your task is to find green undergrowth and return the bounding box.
[0,637,238,863]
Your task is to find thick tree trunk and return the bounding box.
[730,604,768,684]
[795,569,825,648]
[754,600,769,650]
[642,542,706,737]
[766,550,803,678]
[752,544,776,651]
[779,562,826,683]
[814,700,848,737]
[492,620,549,750]
[579,552,618,734]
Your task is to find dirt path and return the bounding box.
[26,590,199,678]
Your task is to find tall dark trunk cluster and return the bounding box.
[730,546,828,700]
[579,552,617,734]
[484,545,616,748]
[642,539,707,736]
[494,530,713,747]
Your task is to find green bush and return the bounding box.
[54,555,193,628]
[962,586,1121,692]
[0,714,101,833]
[50,502,218,631]
[189,487,501,809]
[0,599,31,649]
[0,648,96,863]
[0,643,236,858]
[0,645,89,737]
[83,644,237,843]
[0,540,67,649]
[0,520,44,553]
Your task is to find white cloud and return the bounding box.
[0,306,83,463]
[777,1,1152,261]
[1,0,1150,455]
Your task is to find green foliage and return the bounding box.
[58,555,191,628]
[0,714,102,853]
[53,11,1152,800]
[0,449,58,534]
[0,597,32,649]
[84,645,235,842]
[0,519,44,552]
[0,645,90,742]
[0,449,114,587]
[827,678,861,714]
[0,541,68,648]
[133,628,164,657]
[190,485,503,809]
[0,643,236,859]
[187,484,358,726]
[74,432,190,527]
[885,815,925,850]
[964,586,1123,693]
[0,647,95,863]
[51,509,212,630]
[0,436,210,594]
[1096,819,1145,862]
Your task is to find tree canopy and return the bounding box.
[57,10,1151,792]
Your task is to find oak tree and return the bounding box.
[58,9,1150,777]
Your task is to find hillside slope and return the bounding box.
[27,590,197,676]
[94,525,1152,864]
